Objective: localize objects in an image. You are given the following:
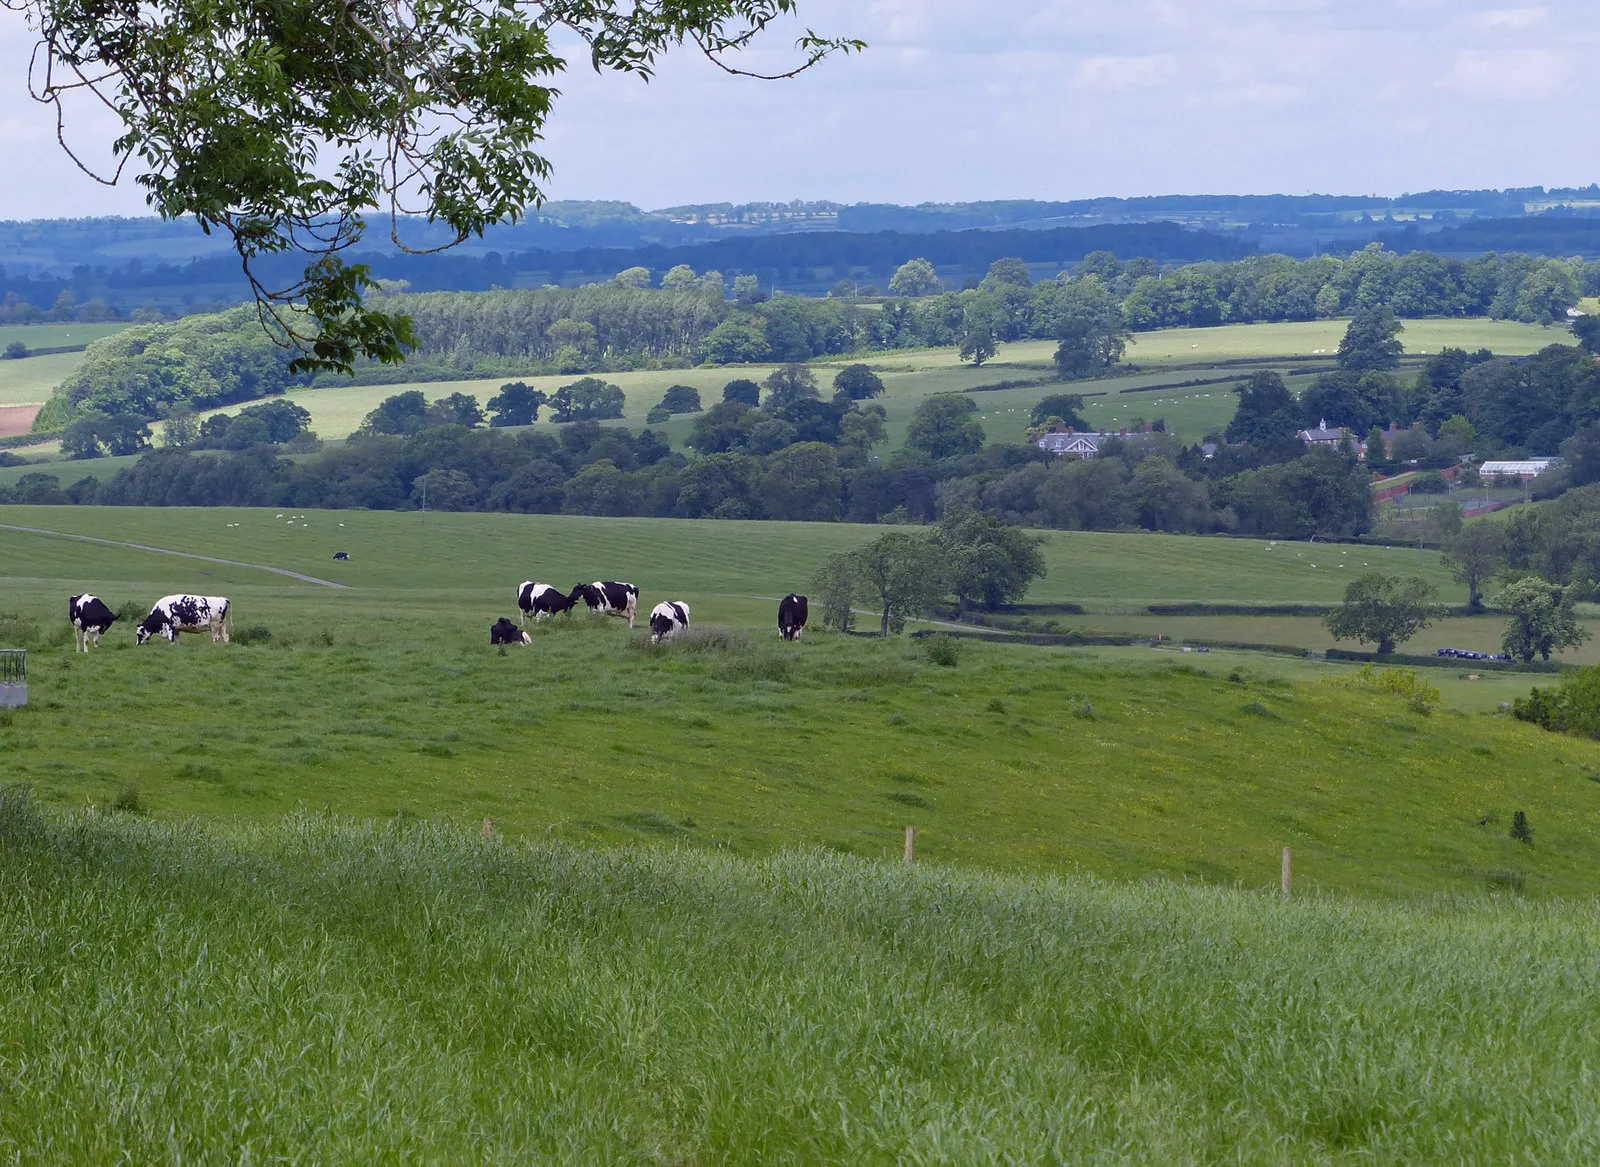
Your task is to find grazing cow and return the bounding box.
[649,601,690,643]
[135,595,232,645]
[490,617,531,646]
[333,551,350,561]
[517,581,578,625]
[68,594,118,653]
[573,581,640,627]
[778,594,809,642]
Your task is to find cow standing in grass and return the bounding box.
[778,594,808,642]
[574,582,639,628]
[135,595,232,645]
[68,594,118,652]
[649,601,690,643]
[517,581,578,625]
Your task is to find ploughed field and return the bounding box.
[3,506,1598,898]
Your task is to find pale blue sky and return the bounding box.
[1,0,1595,219]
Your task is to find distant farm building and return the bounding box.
[1297,419,1366,458]
[1478,459,1558,482]
[1033,425,1157,459]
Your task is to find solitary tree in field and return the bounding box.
[1499,576,1591,662]
[722,379,762,407]
[937,506,1046,616]
[12,0,859,372]
[849,531,946,637]
[1324,573,1438,655]
[1441,523,1503,612]
[1337,307,1405,372]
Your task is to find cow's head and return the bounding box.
[569,584,596,608]
[134,613,167,645]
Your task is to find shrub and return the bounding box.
[233,626,274,646]
[1510,810,1534,845]
[111,783,145,814]
[923,634,961,667]
[1329,664,1441,715]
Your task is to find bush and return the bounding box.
[1329,664,1441,715]
[1510,810,1534,845]
[110,783,146,814]
[923,634,961,667]
[233,626,274,646]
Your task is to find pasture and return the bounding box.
[4,506,1598,900]
[4,795,1600,1161]
[135,316,1574,449]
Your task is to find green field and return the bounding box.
[7,504,1600,1160]
[0,321,132,352]
[5,796,1600,1161]
[144,316,1576,447]
[3,506,1594,899]
[0,352,90,407]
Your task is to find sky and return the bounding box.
[0,0,1595,220]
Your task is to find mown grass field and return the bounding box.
[4,506,1596,901]
[5,794,1600,1161]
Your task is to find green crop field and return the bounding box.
[0,352,90,407]
[0,321,132,353]
[4,795,1600,1161]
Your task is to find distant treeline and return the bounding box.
[36,246,1600,430]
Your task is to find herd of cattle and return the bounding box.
[498,581,809,646]
[66,586,810,652]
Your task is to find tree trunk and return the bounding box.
[1468,576,1482,612]
[1378,637,1395,655]
[880,606,890,638]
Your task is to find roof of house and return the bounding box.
[1479,459,1557,475]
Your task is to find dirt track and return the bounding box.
[0,405,41,438]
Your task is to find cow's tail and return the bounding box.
[223,600,233,643]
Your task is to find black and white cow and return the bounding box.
[649,601,690,643]
[68,593,119,653]
[517,581,578,625]
[490,617,531,646]
[574,581,640,627]
[333,551,350,560]
[135,595,232,645]
[778,594,809,642]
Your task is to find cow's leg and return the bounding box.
[74,627,84,653]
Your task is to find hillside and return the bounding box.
[3,793,1599,1161]
[4,507,1597,898]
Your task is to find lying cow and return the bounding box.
[69,593,118,652]
[573,581,640,628]
[517,581,577,624]
[490,617,531,646]
[649,601,690,643]
[778,593,808,642]
[135,595,232,645]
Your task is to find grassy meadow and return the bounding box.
[4,506,1597,900]
[5,794,1600,1161]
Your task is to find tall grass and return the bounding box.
[2,787,1598,1162]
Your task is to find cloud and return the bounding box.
[1072,54,1176,90]
[1438,48,1572,100]
[1468,7,1548,30]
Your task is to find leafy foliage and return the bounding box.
[12,0,859,371]
[1323,573,1439,655]
[1499,577,1591,662]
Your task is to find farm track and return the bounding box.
[0,522,353,589]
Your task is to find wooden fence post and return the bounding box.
[904,826,916,865]
[1281,846,1292,899]
[483,816,495,840]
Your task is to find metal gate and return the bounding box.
[0,649,26,707]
